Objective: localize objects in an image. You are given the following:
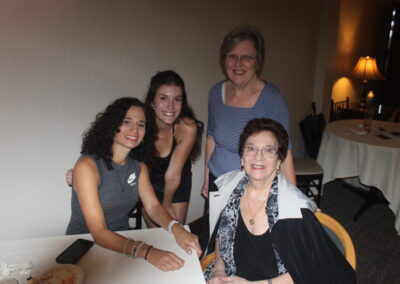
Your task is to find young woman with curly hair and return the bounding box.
[143,70,204,227]
[66,97,201,271]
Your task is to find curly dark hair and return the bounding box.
[81,97,156,170]
[144,70,204,162]
[220,25,265,77]
[238,118,288,161]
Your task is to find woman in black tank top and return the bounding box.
[144,70,203,226]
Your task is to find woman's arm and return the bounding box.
[73,157,184,271]
[162,118,197,216]
[207,239,227,284]
[138,162,202,256]
[201,135,216,198]
[280,150,296,185]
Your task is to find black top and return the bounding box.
[272,209,356,284]
[234,210,279,281]
[150,136,192,203]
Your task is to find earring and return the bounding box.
[240,160,244,171]
[276,166,280,175]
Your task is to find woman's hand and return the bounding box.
[66,169,73,186]
[207,271,228,284]
[201,182,209,198]
[145,247,184,271]
[171,223,202,256]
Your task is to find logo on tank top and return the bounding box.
[127,172,136,186]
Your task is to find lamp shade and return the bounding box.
[351,56,385,82]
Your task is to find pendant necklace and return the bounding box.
[246,190,268,225]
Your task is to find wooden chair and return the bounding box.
[316,211,356,270]
[200,251,215,271]
[128,200,142,230]
[200,212,356,272]
[330,97,350,122]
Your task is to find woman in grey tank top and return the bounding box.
[66,97,201,271]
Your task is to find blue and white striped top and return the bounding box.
[207,80,290,177]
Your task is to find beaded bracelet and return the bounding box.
[131,241,143,258]
[144,245,153,260]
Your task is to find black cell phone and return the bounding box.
[56,238,94,264]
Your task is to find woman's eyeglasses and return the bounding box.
[226,54,257,64]
[243,145,277,158]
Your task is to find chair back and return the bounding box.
[330,97,350,121]
[128,200,142,230]
[315,211,356,270]
[200,251,215,271]
[299,102,326,159]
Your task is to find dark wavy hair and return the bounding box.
[144,70,204,163]
[238,118,288,161]
[220,25,265,77]
[81,97,156,170]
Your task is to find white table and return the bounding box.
[317,119,400,233]
[0,227,205,284]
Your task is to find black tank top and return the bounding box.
[234,210,279,281]
[150,136,191,196]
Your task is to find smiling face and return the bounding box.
[242,130,281,183]
[225,39,259,88]
[113,106,146,150]
[151,84,183,126]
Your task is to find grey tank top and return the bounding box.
[66,155,140,235]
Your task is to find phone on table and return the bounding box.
[56,238,94,264]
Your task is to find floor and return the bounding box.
[320,180,400,284]
[190,180,400,284]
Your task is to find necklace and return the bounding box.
[246,191,268,225]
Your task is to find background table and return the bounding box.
[0,227,205,284]
[317,119,400,234]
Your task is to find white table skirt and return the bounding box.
[317,119,400,234]
[0,227,205,284]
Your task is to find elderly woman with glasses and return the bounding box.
[201,26,296,203]
[204,118,356,284]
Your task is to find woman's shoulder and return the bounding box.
[261,81,284,97]
[175,117,197,135]
[277,175,318,219]
[75,155,97,169]
[209,80,225,97]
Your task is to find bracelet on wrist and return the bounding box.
[123,238,133,257]
[134,241,145,258]
[130,240,143,258]
[167,219,180,234]
[144,245,153,260]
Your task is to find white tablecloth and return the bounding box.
[0,227,205,284]
[317,119,400,234]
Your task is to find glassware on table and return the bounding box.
[364,91,375,133]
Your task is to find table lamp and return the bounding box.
[351,56,385,110]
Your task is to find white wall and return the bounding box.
[0,0,324,241]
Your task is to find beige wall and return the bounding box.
[325,0,392,113]
[0,0,340,241]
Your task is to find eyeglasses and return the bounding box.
[243,145,277,158]
[226,54,257,64]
